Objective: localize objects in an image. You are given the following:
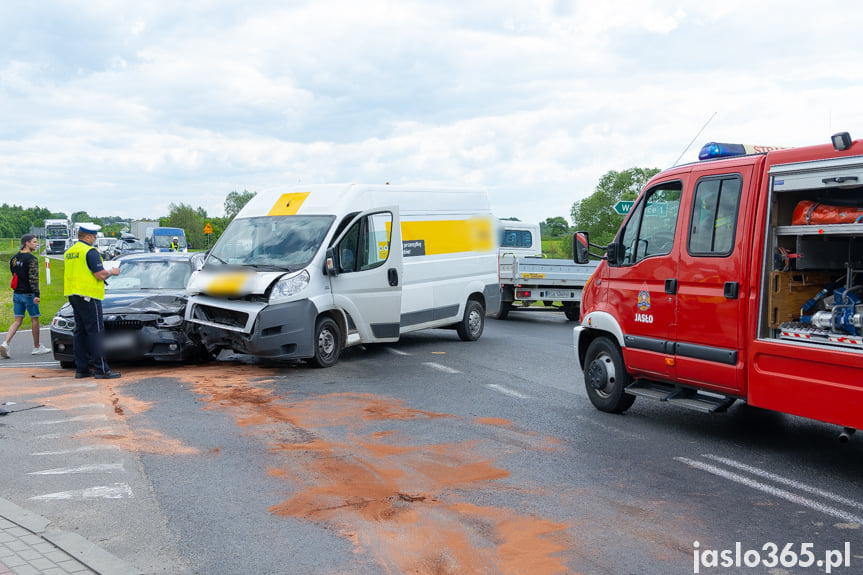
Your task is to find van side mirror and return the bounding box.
[573,231,590,264]
[325,247,338,276]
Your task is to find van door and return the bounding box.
[329,206,403,342]
[674,167,750,393]
[605,179,685,382]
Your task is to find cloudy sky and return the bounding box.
[2,1,863,224]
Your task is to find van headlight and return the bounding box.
[270,270,310,303]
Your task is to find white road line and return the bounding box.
[29,483,134,501]
[41,404,107,411]
[485,383,531,399]
[386,348,411,356]
[28,463,124,475]
[703,454,863,511]
[32,445,121,456]
[34,414,109,425]
[0,361,60,368]
[675,457,863,525]
[37,426,113,439]
[422,362,460,374]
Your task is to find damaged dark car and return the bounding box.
[51,252,208,369]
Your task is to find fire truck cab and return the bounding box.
[574,134,863,439]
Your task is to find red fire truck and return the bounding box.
[573,133,863,441]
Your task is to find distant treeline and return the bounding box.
[0,204,66,239]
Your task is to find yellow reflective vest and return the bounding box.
[64,241,104,300]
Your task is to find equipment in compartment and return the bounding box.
[777,266,863,349]
[792,200,863,225]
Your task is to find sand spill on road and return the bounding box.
[184,368,575,574]
[4,365,575,573]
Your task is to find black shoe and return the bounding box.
[94,370,121,379]
[75,371,94,379]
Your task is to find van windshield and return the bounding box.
[154,233,186,249]
[206,215,334,270]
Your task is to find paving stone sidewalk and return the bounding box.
[0,497,138,575]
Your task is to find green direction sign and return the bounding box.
[613,201,667,217]
[613,201,633,215]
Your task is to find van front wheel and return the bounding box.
[583,336,635,413]
[312,317,341,368]
[456,300,485,341]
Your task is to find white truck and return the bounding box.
[497,221,600,321]
[44,218,71,254]
[130,219,158,241]
[185,184,501,367]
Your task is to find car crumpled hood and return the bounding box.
[58,291,187,317]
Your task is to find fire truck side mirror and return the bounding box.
[606,241,619,265]
[573,232,590,264]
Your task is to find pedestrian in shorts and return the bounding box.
[1,234,51,358]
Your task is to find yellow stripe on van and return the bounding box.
[268,192,310,216]
[401,216,493,255]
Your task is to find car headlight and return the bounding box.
[269,270,310,303]
[157,315,184,327]
[52,316,75,331]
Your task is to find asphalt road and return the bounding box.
[1,314,861,574]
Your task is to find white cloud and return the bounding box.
[1,0,863,225]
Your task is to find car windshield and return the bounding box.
[107,260,192,291]
[154,234,186,248]
[206,215,334,270]
[121,240,145,251]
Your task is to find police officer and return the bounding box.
[63,223,121,379]
[170,236,179,251]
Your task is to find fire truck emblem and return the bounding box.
[637,283,651,311]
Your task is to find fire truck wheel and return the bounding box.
[457,299,485,341]
[583,336,635,413]
[312,316,342,368]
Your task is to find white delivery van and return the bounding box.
[185,184,500,367]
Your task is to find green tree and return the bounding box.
[541,216,570,237]
[162,203,206,249]
[570,167,660,249]
[224,189,256,220]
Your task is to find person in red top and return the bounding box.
[1,234,51,358]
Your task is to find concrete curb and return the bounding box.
[0,497,140,575]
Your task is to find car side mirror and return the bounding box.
[325,247,338,276]
[573,231,590,264]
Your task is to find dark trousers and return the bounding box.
[69,295,111,374]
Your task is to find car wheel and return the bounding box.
[583,336,635,413]
[456,299,484,341]
[312,316,341,368]
[59,360,75,369]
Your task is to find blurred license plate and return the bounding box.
[543,289,572,299]
[104,332,137,351]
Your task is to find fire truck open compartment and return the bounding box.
[761,154,863,349]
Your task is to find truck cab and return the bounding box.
[574,134,863,436]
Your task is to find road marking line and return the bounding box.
[29,483,134,501]
[423,362,460,374]
[28,463,124,475]
[0,361,60,368]
[37,427,113,439]
[32,445,121,456]
[41,403,107,411]
[675,457,863,525]
[386,348,411,356]
[34,414,109,425]
[703,454,863,511]
[485,383,531,399]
